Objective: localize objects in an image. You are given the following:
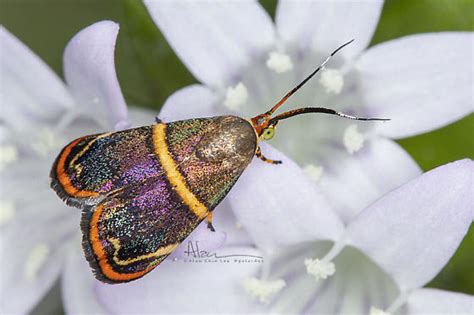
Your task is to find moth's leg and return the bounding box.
[206,212,215,232]
[256,146,282,165]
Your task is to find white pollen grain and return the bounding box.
[32,128,63,156]
[343,124,364,154]
[224,82,248,111]
[370,306,391,315]
[304,164,324,183]
[304,258,336,281]
[0,201,15,225]
[25,243,50,281]
[243,277,286,304]
[0,145,18,171]
[319,68,344,94]
[266,51,293,73]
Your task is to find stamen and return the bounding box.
[0,200,15,225]
[0,145,18,171]
[370,306,391,315]
[224,82,248,111]
[305,237,347,281]
[266,51,293,73]
[243,277,286,304]
[304,258,335,280]
[319,68,344,94]
[343,124,364,154]
[303,164,324,183]
[32,128,64,156]
[25,243,50,281]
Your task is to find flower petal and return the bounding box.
[356,32,474,139]
[158,84,225,122]
[170,198,254,255]
[271,244,400,314]
[227,143,344,251]
[275,0,383,60]
[128,106,156,127]
[94,247,263,313]
[347,159,474,291]
[63,20,130,131]
[406,288,474,315]
[62,244,111,314]
[168,221,227,260]
[0,199,76,314]
[319,138,422,223]
[0,26,74,131]
[144,0,275,87]
[212,199,254,247]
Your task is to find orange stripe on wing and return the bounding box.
[89,204,153,282]
[55,137,99,198]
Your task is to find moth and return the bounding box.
[50,40,387,284]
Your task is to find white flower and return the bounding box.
[264,160,474,314]
[59,1,473,314]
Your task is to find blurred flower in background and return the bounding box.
[0,0,473,314]
[263,160,474,314]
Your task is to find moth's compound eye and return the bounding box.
[262,126,275,140]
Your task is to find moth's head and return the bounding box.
[250,99,389,144]
[250,113,277,142]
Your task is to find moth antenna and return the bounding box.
[265,39,354,117]
[270,107,390,124]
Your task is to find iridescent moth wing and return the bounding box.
[50,116,257,283]
[51,126,160,208]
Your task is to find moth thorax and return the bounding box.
[195,116,257,165]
